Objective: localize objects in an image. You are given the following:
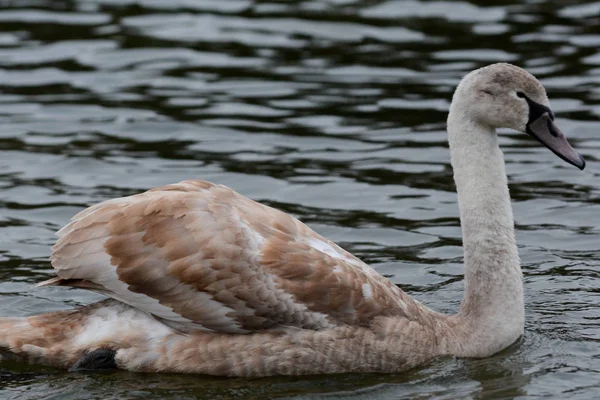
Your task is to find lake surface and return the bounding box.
[0,0,599,398]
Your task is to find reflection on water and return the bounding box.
[1,0,600,398]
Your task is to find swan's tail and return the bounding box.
[0,299,177,371]
[0,300,119,368]
[0,316,27,361]
[0,309,85,369]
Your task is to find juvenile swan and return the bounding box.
[0,63,585,376]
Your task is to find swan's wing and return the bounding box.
[47,180,422,333]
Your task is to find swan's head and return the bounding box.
[450,63,585,170]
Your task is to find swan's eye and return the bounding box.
[516,91,526,98]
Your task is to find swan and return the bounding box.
[0,63,585,376]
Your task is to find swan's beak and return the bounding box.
[526,112,585,170]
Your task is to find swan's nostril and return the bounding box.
[547,119,559,138]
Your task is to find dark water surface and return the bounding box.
[1,0,600,398]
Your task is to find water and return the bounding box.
[0,0,599,398]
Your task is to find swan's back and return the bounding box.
[47,180,428,334]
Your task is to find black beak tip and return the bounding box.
[577,155,586,171]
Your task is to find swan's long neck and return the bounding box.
[445,107,524,357]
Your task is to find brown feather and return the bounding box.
[48,180,429,334]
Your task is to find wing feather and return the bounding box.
[49,180,424,333]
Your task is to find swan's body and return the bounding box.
[0,63,584,376]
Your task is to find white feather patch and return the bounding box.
[362,283,373,299]
[73,302,173,349]
[307,238,343,260]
